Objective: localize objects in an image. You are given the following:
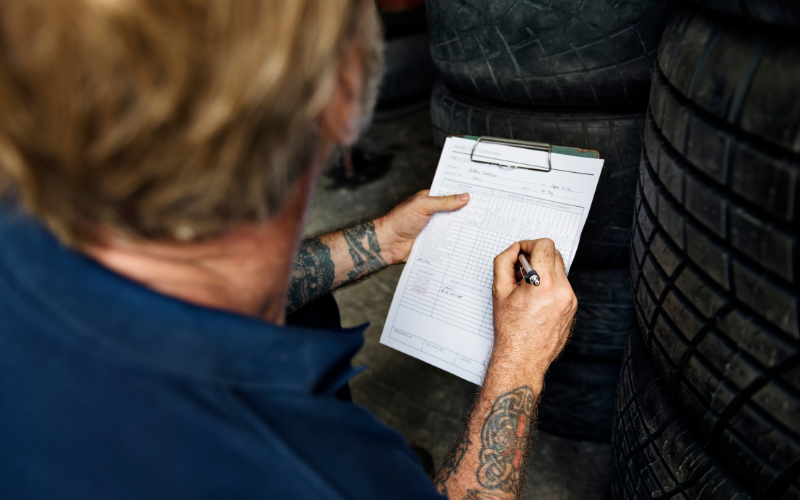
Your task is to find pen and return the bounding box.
[518,254,540,286]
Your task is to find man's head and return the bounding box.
[0,0,382,245]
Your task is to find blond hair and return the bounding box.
[0,0,382,244]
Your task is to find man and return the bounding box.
[0,1,577,499]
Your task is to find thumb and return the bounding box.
[417,192,470,215]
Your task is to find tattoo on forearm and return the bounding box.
[476,386,536,497]
[341,220,387,281]
[286,221,388,313]
[466,490,504,500]
[286,237,334,313]
[433,426,471,495]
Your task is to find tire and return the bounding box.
[656,8,800,156]
[566,268,634,360]
[431,78,644,268]
[633,126,800,496]
[426,0,676,106]
[539,354,620,442]
[647,68,799,280]
[630,9,800,495]
[686,0,800,28]
[611,322,753,500]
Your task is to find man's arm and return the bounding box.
[433,239,577,500]
[286,191,470,313]
[287,220,387,313]
[433,384,535,500]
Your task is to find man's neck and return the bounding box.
[84,172,319,325]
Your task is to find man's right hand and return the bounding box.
[491,238,578,392]
[431,238,577,499]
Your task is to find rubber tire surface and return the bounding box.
[686,0,800,28]
[631,9,800,496]
[611,323,754,500]
[657,8,800,156]
[633,121,800,496]
[538,353,621,442]
[566,268,634,360]
[431,79,644,268]
[426,0,676,106]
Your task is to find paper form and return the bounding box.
[379,136,605,385]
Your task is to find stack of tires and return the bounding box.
[426,0,675,441]
[613,2,800,498]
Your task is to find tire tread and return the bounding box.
[633,152,800,496]
[426,0,675,106]
[611,323,751,500]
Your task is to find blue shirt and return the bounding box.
[0,207,444,500]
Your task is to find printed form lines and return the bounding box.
[388,327,487,377]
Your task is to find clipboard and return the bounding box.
[379,135,605,384]
[452,135,600,172]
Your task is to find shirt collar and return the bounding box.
[0,206,366,392]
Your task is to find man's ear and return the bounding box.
[320,43,365,147]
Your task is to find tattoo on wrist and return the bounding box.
[286,237,334,313]
[342,220,387,281]
[433,426,471,495]
[476,386,536,496]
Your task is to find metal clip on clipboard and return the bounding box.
[469,136,552,172]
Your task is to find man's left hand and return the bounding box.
[377,190,470,265]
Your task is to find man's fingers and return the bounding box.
[493,241,521,297]
[518,238,557,275]
[416,192,469,215]
[531,239,557,274]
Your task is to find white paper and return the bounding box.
[378,137,605,385]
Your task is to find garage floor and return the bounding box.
[306,106,612,500]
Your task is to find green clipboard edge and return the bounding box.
[454,135,600,160]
